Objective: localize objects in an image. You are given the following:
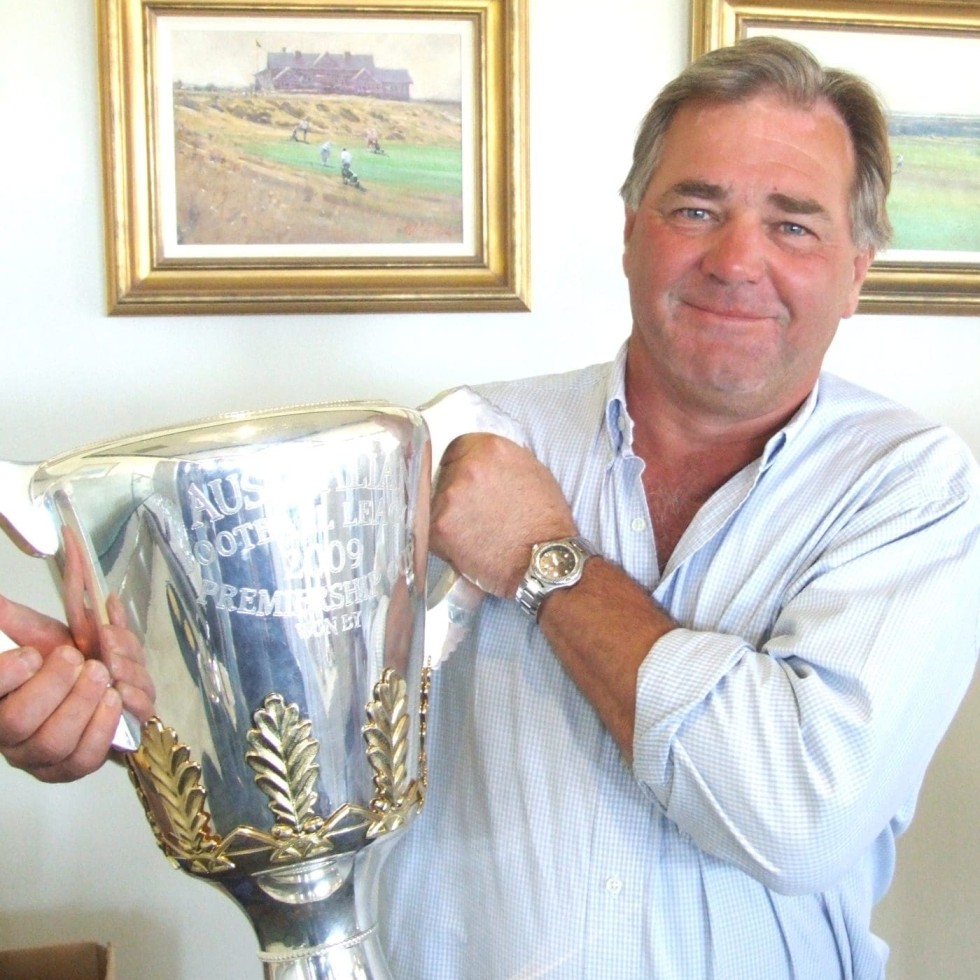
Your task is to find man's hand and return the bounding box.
[430,434,577,597]
[0,592,155,783]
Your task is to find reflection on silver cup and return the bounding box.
[2,403,437,979]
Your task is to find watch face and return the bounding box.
[535,543,577,582]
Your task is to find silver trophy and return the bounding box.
[0,390,521,979]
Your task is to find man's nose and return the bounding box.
[699,216,766,284]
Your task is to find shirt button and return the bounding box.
[631,517,647,533]
[605,876,623,895]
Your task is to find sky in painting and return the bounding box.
[162,17,465,102]
[750,25,979,116]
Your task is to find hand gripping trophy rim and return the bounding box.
[417,386,527,671]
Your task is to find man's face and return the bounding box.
[622,92,874,423]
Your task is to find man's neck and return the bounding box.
[623,349,807,481]
[623,351,811,570]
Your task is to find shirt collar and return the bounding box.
[603,342,632,455]
[759,380,820,471]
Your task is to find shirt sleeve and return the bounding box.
[632,442,980,896]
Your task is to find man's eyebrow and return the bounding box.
[768,192,828,217]
[667,180,828,218]
[668,180,727,200]
[665,183,830,218]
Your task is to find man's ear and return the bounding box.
[623,205,637,244]
[622,206,638,278]
[842,247,875,319]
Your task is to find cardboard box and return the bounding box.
[0,941,115,979]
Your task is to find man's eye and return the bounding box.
[677,207,712,221]
[780,221,812,237]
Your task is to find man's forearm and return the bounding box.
[536,557,678,759]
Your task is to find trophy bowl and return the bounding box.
[1,401,442,979]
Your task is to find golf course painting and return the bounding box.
[154,14,474,259]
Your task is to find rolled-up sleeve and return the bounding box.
[633,439,980,895]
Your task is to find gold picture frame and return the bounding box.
[691,0,980,315]
[98,0,529,315]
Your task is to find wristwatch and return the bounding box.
[515,536,598,620]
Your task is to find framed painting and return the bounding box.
[98,0,529,314]
[691,0,980,315]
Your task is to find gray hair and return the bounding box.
[619,36,892,251]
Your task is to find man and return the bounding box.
[380,36,980,978]
[291,118,310,142]
[1,37,978,978]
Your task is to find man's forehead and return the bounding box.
[654,96,855,183]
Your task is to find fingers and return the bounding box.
[0,575,152,780]
[431,435,576,596]
[61,526,100,656]
[0,593,74,653]
[0,592,117,779]
[0,645,118,782]
[101,593,155,723]
[105,591,130,632]
[0,645,98,742]
[100,619,156,724]
[0,645,43,698]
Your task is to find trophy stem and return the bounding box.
[257,926,391,980]
[221,839,398,980]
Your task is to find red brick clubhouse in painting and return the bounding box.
[254,49,413,101]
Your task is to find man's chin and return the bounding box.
[681,370,783,418]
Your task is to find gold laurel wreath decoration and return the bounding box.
[128,667,429,876]
[245,693,333,863]
[127,718,231,873]
[362,667,422,837]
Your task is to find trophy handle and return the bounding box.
[0,462,140,751]
[51,489,142,752]
[418,387,526,670]
[0,459,59,557]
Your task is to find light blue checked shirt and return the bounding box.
[381,344,980,979]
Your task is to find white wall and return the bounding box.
[1,2,977,977]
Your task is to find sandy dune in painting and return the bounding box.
[172,91,463,246]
